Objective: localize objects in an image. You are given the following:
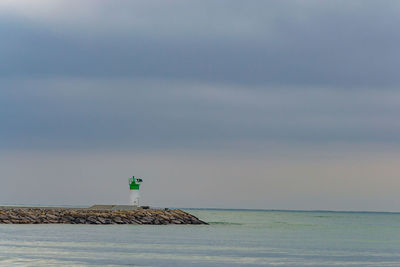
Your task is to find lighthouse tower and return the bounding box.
[129,176,143,206]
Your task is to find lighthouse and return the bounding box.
[129,176,143,206]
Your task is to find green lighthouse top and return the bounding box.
[129,176,142,190]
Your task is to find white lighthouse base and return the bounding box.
[130,190,140,206]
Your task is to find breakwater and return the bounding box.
[0,206,207,225]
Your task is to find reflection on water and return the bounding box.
[1,209,400,266]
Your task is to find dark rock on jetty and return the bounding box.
[0,206,207,225]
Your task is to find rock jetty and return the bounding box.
[0,206,207,225]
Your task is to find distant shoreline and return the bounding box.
[184,207,400,214]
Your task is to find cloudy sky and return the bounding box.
[1,1,400,210]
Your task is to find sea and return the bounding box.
[1,208,400,266]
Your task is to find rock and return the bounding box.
[87,216,100,224]
[159,214,170,220]
[113,216,124,224]
[97,217,106,224]
[129,218,142,224]
[140,216,154,224]
[9,214,20,220]
[75,218,86,224]
[0,207,208,225]
[46,214,58,220]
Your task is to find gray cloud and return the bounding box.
[1,1,399,87]
[1,78,400,150]
[1,1,400,210]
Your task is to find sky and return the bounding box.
[1,0,400,211]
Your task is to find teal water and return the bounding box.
[1,209,400,266]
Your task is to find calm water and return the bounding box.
[1,209,400,266]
